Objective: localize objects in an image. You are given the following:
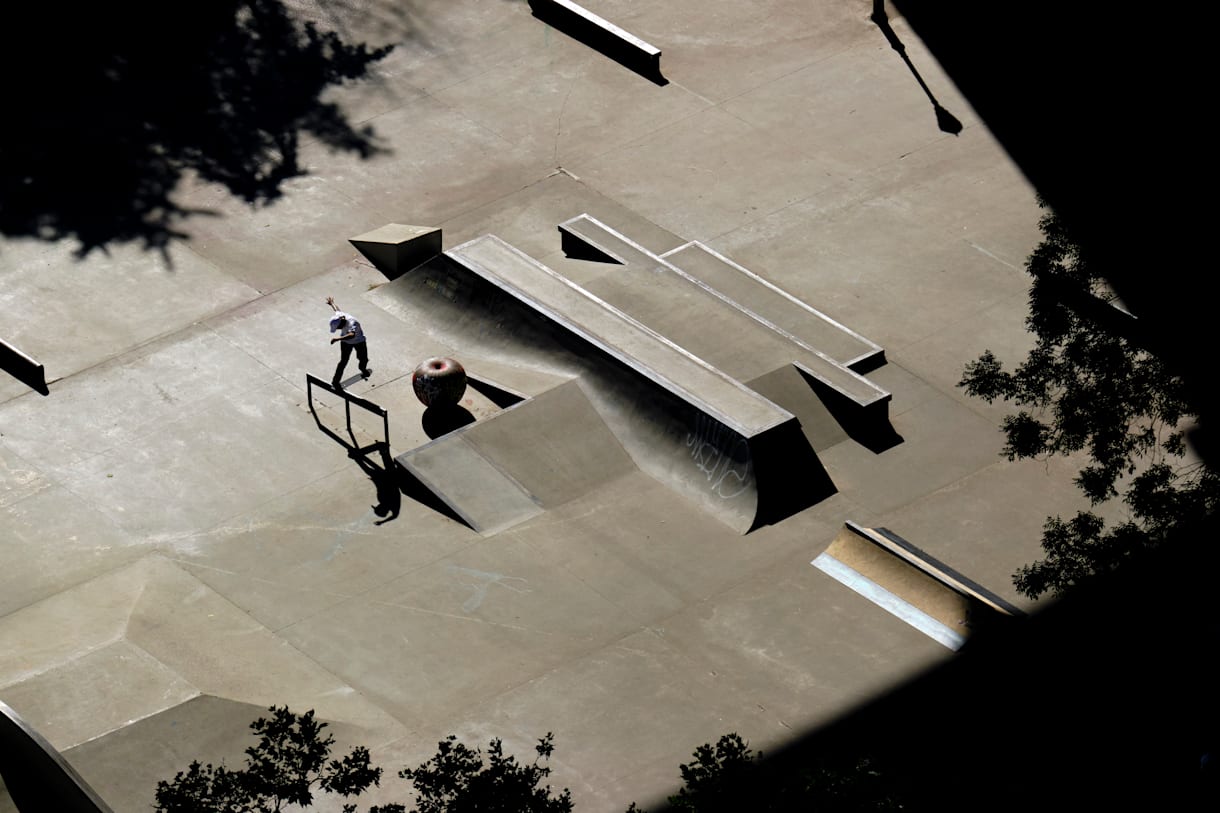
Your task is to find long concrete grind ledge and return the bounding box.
[558,215,891,414]
[376,235,835,533]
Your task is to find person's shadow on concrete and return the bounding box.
[350,444,402,525]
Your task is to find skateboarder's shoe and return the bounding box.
[361,367,372,380]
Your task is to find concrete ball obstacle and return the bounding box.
[412,357,467,407]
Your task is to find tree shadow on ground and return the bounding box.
[1,1,394,259]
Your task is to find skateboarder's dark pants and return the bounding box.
[333,340,369,386]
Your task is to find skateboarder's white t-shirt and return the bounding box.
[329,313,365,344]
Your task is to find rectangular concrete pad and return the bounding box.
[446,234,791,437]
[660,241,883,369]
[396,433,542,536]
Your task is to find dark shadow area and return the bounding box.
[748,423,837,532]
[422,405,477,439]
[870,1,962,135]
[349,444,402,525]
[650,515,1220,812]
[844,349,888,375]
[1,1,394,258]
[890,0,1215,468]
[527,0,668,86]
[0,339,50,396]
[643,4,1217,810]
[560,227,625,264]
[1,700,112,813]
[796,368,903,453]
[466,375,527,409]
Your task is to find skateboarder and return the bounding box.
[326,296,371,388]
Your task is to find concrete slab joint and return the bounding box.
[350,224,442,280]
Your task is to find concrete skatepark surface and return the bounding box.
[0,2,1095,810]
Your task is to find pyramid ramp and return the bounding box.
[395,431,543,536]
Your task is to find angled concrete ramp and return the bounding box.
[462,379,636,507]
[394,379,643,536]
[395,431,543,536]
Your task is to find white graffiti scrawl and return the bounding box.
[685,414,752,499]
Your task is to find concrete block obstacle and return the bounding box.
[349,224,442,279]
[660,241,886,372]
[1,337,50,395]
[527,0,664,83]
[557,215,894,445]
[813,521,1024,649]
[448,235,793,440]
[444,234,831,532]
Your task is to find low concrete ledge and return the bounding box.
[350,224,441,279]
[814,522,1023,649]
[447,234,794,439]
[1,337,49,395]
[558,214,897,447]
[845,521,1025,618]
[528,0,664,83]
[659,241,886,372]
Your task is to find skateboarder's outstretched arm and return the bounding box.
[326,297,356,343]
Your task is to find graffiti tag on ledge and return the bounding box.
[685,414,752,499]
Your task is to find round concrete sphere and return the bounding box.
[412,357,467,407]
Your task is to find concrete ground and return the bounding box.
[1,2,1086,810]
